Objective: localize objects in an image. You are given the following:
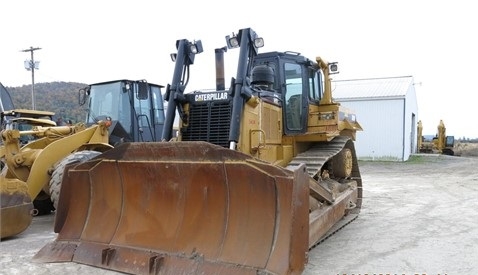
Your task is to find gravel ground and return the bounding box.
[305,154,478,275]
[1,154,477,275]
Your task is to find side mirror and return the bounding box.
[79,87,89,106]
[137,82,149,100]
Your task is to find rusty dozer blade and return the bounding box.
[1,177,34,239]
[34,142,310,275]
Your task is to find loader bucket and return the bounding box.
[35,142,310,275]
[1,178,34,239]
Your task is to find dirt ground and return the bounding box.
[1,153,478,275]
[304,154,478,275]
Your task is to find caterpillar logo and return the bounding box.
[194,92,228,102]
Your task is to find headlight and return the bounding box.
[189,40,203,54]
[227,36,239,49]
[254,38,264,48]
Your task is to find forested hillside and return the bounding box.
[5,82,87,123]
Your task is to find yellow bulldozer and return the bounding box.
[0,80,166,239]
[35,28,363,274]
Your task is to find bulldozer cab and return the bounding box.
[251,52,317,134]
[250,52,358,139]
[80,79,165,142]
[177,47,361,155]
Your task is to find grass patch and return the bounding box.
[405,155,427,164]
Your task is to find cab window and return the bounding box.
[284,63,303,130]
[308,68,322,101]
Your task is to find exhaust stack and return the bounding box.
[215,47,227,91]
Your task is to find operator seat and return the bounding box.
[251,65,281,105]
[251,65,275,90]
[287,94,301,129]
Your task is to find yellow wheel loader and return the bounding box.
[0,97,60,217]
[35,28,362,275]
[0,80,166,239]
[0,121,113,239]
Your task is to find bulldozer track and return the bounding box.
[287,135,362,249]
[287,136,354,179]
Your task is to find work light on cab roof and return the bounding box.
[329,61,339,74]
[170,40,203,62]
[226,31,264,49]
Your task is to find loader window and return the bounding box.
[119,90,132,132]
[87,83,121,123]
[284,63,303,130]
[134,91,151,127]
[151,86,165,125]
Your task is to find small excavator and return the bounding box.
[35,28,363,274]
[418,119,455,155]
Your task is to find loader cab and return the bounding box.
[253,52,323,135]
[80,79,165,143]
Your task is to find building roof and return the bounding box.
[331,76,414,100]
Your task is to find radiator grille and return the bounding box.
[181,101,232,147]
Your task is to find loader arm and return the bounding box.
[1,121,112,200]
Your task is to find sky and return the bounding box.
[1,0,477,138]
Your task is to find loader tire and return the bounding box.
[332,148,353,179]
[49,150,102,209]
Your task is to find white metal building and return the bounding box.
[332,76,418,161]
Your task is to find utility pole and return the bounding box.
[21,46,41,110]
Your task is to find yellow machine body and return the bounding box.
[35,29,363,274]
[0,121,112,239]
